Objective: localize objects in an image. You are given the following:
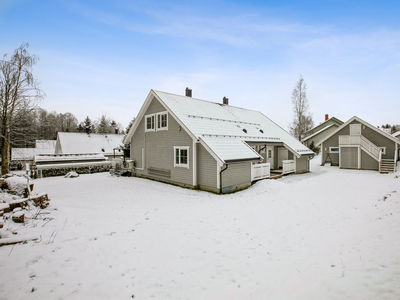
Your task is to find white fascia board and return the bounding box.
[123,89,198,145]
[123,90,155,144]
[302,124,336,142]
[152,92,198,141]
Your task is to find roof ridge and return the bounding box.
[153,90,263,114]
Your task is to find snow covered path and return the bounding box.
[1,157,400,300]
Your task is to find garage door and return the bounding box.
[341,147,358,169]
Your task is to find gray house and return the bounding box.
[302,115,343,148]
[124,89,314,193]
[318,116,400,173]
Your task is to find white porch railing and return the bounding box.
[339,135,381,161]
[252,163,270,181]
[360,136,381,161]
[282,160,295,174]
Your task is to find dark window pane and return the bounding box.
[180,149,187,164]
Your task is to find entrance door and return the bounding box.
[278,148,289,168]
[266,146,274,169]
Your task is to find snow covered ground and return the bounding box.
[1,156,400,300]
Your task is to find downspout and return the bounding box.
[219,164,229,194]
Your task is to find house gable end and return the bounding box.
[124,90,197,145]
[318,116,400,147]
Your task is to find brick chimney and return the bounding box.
[223,97,229,105]
[185,87,192,97]
[325,114,329,121]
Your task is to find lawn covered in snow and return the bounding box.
[1,156,400,300]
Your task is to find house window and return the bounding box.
[174,146,189,168]
[157,112,168,131]
[145,114,155,132]
[380,147,386,155]
[329,147,340,153]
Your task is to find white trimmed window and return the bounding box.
[329,147,340,153]
[145,114,155,132]
[174,146,189,168]
[156,112,168,131]
[380,147,386,155]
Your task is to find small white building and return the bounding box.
[54,132,124,159]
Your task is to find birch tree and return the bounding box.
[289,75,314,141]
[0,43,44,174]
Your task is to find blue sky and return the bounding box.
[1,0,399,130]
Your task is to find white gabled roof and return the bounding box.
[56,132,124,156]
[125,90,314,164]
[302,124,337,142]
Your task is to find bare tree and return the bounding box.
[0,43,44,174]
[289,75,314,141]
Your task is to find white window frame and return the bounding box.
[380,147,386,155]
[174,146,189,169]
[145,114,155,132]
[329,147,340,153]
[350,124,361,135]
[156,111,168,131]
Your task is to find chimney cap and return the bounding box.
[223,96,229,105]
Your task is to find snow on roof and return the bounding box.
[302,124,336,142]
[35,140,56,149]
[152,90,313,161]
[11,148,55,161]
[56,133,124,156]
[200,136,261,163]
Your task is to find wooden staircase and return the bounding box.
[380,159,396,173]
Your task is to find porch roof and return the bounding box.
[199,136,262,164]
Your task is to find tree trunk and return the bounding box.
[1,131,10,175]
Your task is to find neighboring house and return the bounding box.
[11,140,56,170]
[318,116,400,173]
[302,115,343,148]
[124,89,314,194]
[55,132,124,159]
[392,131,400,140]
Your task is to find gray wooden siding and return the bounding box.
[197,143,217,190]
[361,150,379,170]
[341,147,358,169]
[221,163,251,193]
[306,125,339,147]
[295,156,309,173]
[353,120,396,159]
[321,125,350,166]
[130,96,193,186]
